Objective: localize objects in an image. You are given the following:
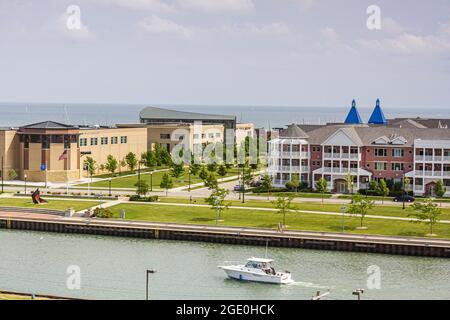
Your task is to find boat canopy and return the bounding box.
[247,257,274,263]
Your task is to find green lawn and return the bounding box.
[158,197,450,220]
[109,203,450,239]
[0,198,101,211]
[92,166,168,179]
[78,167,240,189]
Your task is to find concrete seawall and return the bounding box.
[1,212,449,258]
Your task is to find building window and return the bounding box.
[160,134,170,139]
[392,163,405,171]
[215,133,221,138]
[375,162,387,171]
[174,134,184,141]
[111,137,118,144]
[101,137,108,145]
[120,136,127,144]
[80,138,87,147]
[202,134,206,138]
[90,138,98,146]
[64,135,71,149]
[208,133,214,139]
[375,148,387,157]
[42,136,50,149]
[393,148,404,157]
[193,134,199,139]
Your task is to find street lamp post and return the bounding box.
[341,205,346,233]
[402,168,406,210]
[1,156,4,194]
[150,171,153,192]
[145,269,156,301]
[24,174,28,194]
[108,177,112,197]
[188,170,191,192]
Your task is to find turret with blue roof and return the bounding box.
[344,100,363,124]
[368,99,388,125]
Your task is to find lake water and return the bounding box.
[0,230,449,300]
[1,102,450,129]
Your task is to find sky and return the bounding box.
[1,0,450,109]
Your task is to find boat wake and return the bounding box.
[287,281,333,290]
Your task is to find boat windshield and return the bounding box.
[245,261,272,269]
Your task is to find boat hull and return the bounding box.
[219,267,293,284]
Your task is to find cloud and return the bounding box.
[381,17,404,35]
[321,27,339,43]
[359,21,450,56]
[289,0,318,10]
[86,0,174,12]
[177,0,254,13]
[139,15,193,38]
[220,22,291,36]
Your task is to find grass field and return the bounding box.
[157,197,450,220]
[78,167,240,189]
[0,198,102,211]
[109,203,450,238]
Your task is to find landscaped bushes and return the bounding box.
[358,189,413,197]
[129,195,159,202]
[93,207,113,218]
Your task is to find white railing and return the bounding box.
[322,167,359,174]
[301,152,309,158]
[301,166,310,172]
[444,156,450,162]
[434,156,443,162]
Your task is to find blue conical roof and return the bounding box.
[344,100,363,124]
[368,99,387,125]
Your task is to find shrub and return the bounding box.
[94,207,113,219]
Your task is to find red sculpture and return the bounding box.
[31,188,48,204]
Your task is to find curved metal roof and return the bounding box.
[139,106,236,121]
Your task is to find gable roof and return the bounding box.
[344,100,363,124]
[368,99,388,125]
[20,121,77,130]
[321,127,364,146]
[280,124,309,138]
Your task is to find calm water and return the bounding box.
[1,102,450,128]
[0,230,449,300]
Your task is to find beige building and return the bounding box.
[0,121,148,183]
[236,123,255,146]
[79,126,147,177]
[117,123,225,153]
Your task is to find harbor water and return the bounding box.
[0,230,449,300]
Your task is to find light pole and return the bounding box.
[214,196,219,225]
[150,170,153,192]
[24,174,28,194]
[108,177,112,196]
[188,169,191,192]
[341,205,346,233]
[145,269,156,300]
[352,289,364,300]
[402,167,406,210]
[1,156,4,194]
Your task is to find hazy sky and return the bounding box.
[1,0,450,108]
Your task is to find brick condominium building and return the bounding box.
[268,100,450,196]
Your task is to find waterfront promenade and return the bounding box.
[1,208,449,258]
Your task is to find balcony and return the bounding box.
[324,152,360,160]
[279,151,309,158]
[322,167,359,174]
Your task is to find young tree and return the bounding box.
[404,177,412,195]
[286,174,300,193]
[376,179,390,204]
[434,180,447,206]
[199,166,209,180]
[204,172,218,190]
[369,180,378,193]
[205,187,230,223]
[105,155,118,176]
[345,172,354,194]
[159,147,172,166]
[347,194,375,229]
[410,199,442,236]
[272,194,295,228]
[261,174,272,200]
[217,165,228,181]
[125,152,138,172]
[160,173,173,196]
[119,159,127,173]
[8,169,18,180]
[134,180,149,197]
[141,150,157,168]
[170,163,185,182]
[207,162,218,173]
[83,156,97,177]
[315,178,329,204]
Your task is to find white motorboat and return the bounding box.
[218,257,294,284]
